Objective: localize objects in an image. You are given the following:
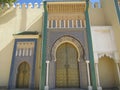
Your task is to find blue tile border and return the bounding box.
[8,38,37,89]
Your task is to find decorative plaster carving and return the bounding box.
[94,51,120,63]
[51,36,84,62]
[114,52,120,60]
[98,52,114,59]
[16,41,34,57]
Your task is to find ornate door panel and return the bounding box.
[56,43,67,87]
[56,43,80,88]
[67,44,79,87]
[16,62,30,88]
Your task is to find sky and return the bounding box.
[16,0,100,4]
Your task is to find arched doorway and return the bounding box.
[56,43,80,88]
[16,62,30,88]
[98,56,118,89]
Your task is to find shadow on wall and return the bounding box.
[98,56,119,89]
[0,6,27,32]
[0,39,14,87]
[0,8,16,25]
[20,6,27,32]
[27,16,43,32]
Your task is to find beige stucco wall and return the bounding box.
[99,0,120,54]
[0,40,14,87]
[91,26,117,53]
[0,4,43,87]
[89,5,106,26]
[89,0,120,58]
[98,56,118,88]
[89,1,120,88]
[35,38,42,88]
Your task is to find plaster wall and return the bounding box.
[94,0,120,55]
[98,56,118,88]
[89,6,106,26]
[35,38,42,88]
[0,40,14,87]
[91,26,117,53]
[91,26,117,63]
[0,4,43,87]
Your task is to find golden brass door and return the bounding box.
[16,62,30,88]
[56,43,80,88]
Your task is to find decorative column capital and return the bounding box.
[86,60,90,63]
[46,60,50,64]
[94,52,98,59]
[114,52,120,63]
[94,52,99,63]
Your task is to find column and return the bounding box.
[115,61,120,90]
[95,63,102,90]
[86,60,92,90]
[114,52,120,89]
[45,60,50,90]
[116,63,120,82]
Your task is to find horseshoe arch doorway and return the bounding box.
[16,62,30,88]
[56,43,80,88]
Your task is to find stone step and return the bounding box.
[51,88,86,90]
[103,88,119,90]
[0,88,39,90]
[0,88,119,90]
[52,88,119,90]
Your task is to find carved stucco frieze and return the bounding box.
[51,36,84,62]
[94,52,120,63]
